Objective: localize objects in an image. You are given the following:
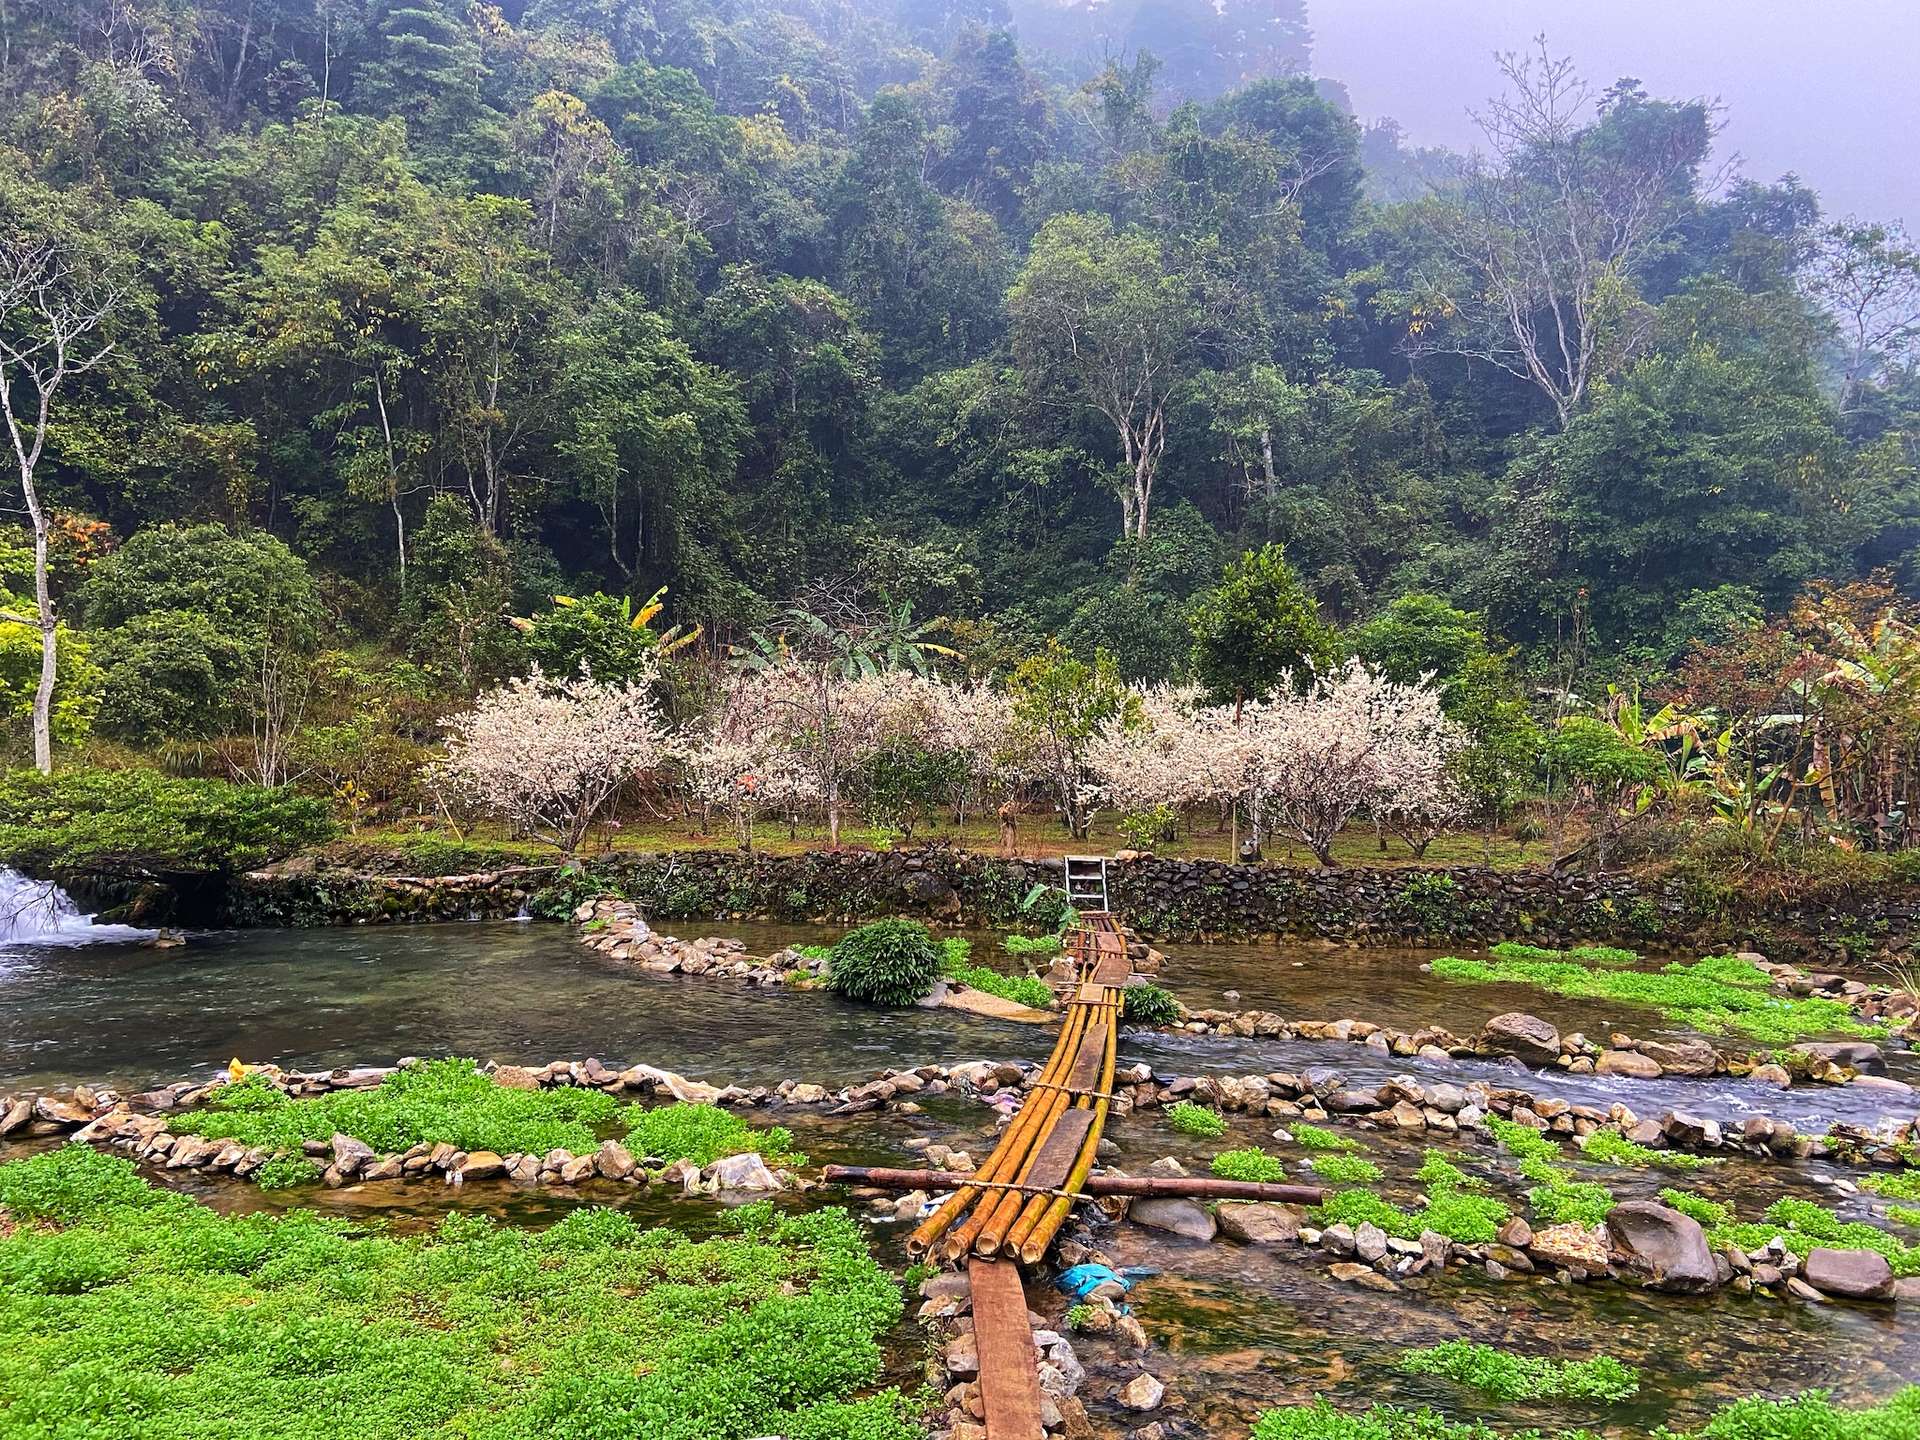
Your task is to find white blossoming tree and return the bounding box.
[434,666,673,853]
[1087,684,1249,849]
[682,669,808,850]
[1247,659,1464,866]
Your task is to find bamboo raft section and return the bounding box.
[906,912,1130,1267]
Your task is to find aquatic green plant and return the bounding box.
[1657,1188,1920,1276]
[172,1059,624,1160]
[1486,1117,1615,1225]
[619,1103,804,1168]
[1165,1101,1228,1137]
[1412,1151,1488,1192]
[1580,1128,1715,1170]
[1065,1303,1098,1330]
[1121,983,1181,1025]
[936,938,1054,1008]
[1432,950,1882,1044]
[1861,1170,1920,1203]
[1289,1122,1360,1153]
[1250,1387,1920,1440]
[1312,1182,1508,1246]
[1002,933,1063,958]
[1212,1148,1287,1183]
[1484,1115,1562,1163]
[1309,1153,1384,1185]
[826,919,943,1006]
[0,1147,917,1440]
[1890,1206,1920,1228]
[1398,1340,1640,1402]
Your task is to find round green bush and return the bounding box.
[1122,983,1181,1025]
[827,920,943,1006]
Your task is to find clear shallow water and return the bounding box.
[0,921,1047,1093]
[4,918,1920,1438]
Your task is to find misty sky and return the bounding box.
[1309,0,1918,225]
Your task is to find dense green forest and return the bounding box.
[1,0,1917,780]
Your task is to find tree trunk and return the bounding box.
[29,506,53,774]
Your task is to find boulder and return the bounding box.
[1802,1247,1895,1301]
[1481,1013,1561,1067]
[1215,1202,1303,1245]
[1119,1373,1166,1412]
[492,1065,542,1091]
[1595,1050,1662,1079]
[458,1151,506,1181]
[1605,1200,1718,1292]
[1632,1038,1720,1077]
[1128,1198,1217,1242]
[1791,1042,1886,1075]
[330,1132,375,1176]
[596,1140,637,1180]
[706,1152,784,1192]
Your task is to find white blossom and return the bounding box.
[433,665,672,852]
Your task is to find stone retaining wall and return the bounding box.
[213,845,1920,957]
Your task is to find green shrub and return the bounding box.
[619,1103,804,1168]
[1398,1340,1640,1402]
[0,768,334,875]
[1165,1101,1227,1137]
[0,1148,913,1439]
[1309,1153,1383,1184]
[826,920,943,1006]
[1211,1148,1286,1183]
[1121,983,1181,1025]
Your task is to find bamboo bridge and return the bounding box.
[826,868,1324,1439]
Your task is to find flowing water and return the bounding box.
[4,909,1919,1437]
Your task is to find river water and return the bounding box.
[4,909,1919,1437]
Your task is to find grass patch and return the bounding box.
[172,1060,623,1159]
[171,1063,802,1181]
[1290,1122,1360,1153]
[1580,1128,1715,1171]
[1432,950,1883,1045]
[1312,1150,1509,1245]
[1862,1171,1920,1203]
[1250,1388,1920,1440]
[0,1147,917,1440]
[1212,1148,1287,1183]
[1487,1118,1615,1225]
[937,938,1053,1010]
[1397,1339,1640,1402]
[619,1103,805,1168]
[1165,1101,1227,1138]
[1309,1154,1384,1185]
[1657,1189,1920,1277]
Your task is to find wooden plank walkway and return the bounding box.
[907,912,1131,1440]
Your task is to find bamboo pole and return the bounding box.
[1011,990,1116,1261]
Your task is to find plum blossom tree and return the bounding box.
[748,657,893,848]
[1087,684,1250,848]
[681,671,805,850]
[1245,659,1463,866]
[433,666,672,853]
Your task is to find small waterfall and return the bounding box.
[0,869,152,946]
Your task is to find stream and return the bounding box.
[4,894,1919,1437]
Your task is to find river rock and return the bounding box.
[1216,1202,1303,1245]
[1606,1200,1718,1292]
[1128,1198,1217,1241]
[1803,1247,1895,1300]
[1353,1222,1389,1263]
[706,1152,784,1191]
[596,1140,636,1180]
[1633,1038,1720,1077]
[492,1065,542,1091]
[1661,1110,1722,1148]
[330,1132,375,1176]
[1328,1261,1401,1292]
[33,1095,93,1126]
[1481,1013,1561,1066]
[1595,1049,1662,1079]
[459,1151,506,1181]
[1119,1373,1165,1411]
[1791,1042,1886,1075]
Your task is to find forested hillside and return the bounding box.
[0,0,1916,788]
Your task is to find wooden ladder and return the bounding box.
[1063,855,1108,914]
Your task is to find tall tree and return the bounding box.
[0,234,123,772]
